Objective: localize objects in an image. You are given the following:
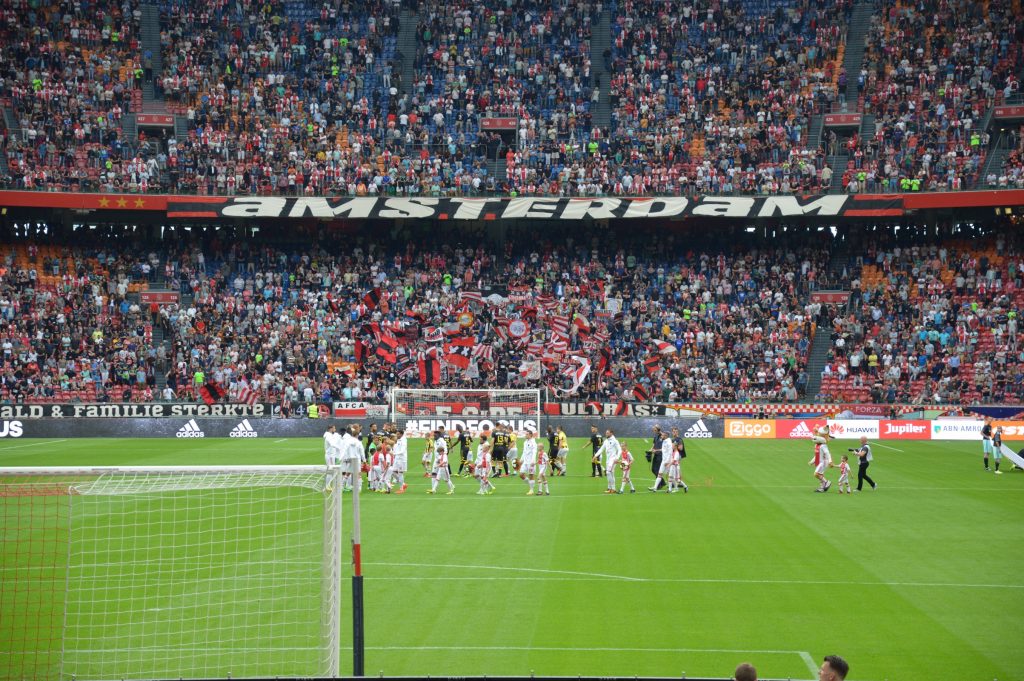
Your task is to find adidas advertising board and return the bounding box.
[0,417,722,439]
[176,419,206,438]
[776,420,827,438]
[683,420,714,438]
[229,419,258,438]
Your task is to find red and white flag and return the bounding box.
[237,386,259,406]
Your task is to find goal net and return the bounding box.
[390,388,542,435]
[0,466,342,681]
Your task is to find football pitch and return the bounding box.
[2,436,1023,681]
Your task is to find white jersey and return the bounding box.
[520,437,538,466]
[434,437,449,467]
[392,435,408,469]
[324,431,343,465]
[341,432,365,463]
[475,441,492,467]
[596,436,622,467]
[661,436,674,461]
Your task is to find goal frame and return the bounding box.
[390,388,542,433]
[0,465,343,680]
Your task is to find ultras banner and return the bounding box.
[166,195,905,221]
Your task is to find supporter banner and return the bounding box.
[724,419,776,439]
[139,291,180,305]
[879,420,930,439]
[4,190,1024,218]
[810,291,850,304]
[823,113,863,127]
[332,401,389,418]
[135,114,175,127]
[993,105,1024,120]
[166,195,900,221]
[929,418,984,440]
[826,419,880,439]
[0,403,273,419]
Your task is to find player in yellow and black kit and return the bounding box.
[589,425,604,477]
[455,424,474,476]
[492,424,510,477]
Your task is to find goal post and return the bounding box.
[0,466,343,681]
[390,388,542,435]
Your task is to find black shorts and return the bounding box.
[460,450,471,463]
[651,452,662,476]
[493,446,508,462]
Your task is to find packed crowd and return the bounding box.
[1,0,1023,196]
[0,0,142,192]
[0,227,843,405]
[818,236,1023,404]
[846,0,1023,193]
[603,0,849,195]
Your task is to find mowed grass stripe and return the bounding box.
[1,436,1022,680]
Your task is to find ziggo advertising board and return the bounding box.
[724,419,988,440]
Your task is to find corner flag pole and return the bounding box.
[352,466,365,677]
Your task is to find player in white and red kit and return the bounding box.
[535,442,551,495]
[475,434,496,495]
[428,430,455,495]
[519,428,539,495]
[836,455,851,494]
[618,443,636,494]
[809,425,833,492]
[385,433,409,494]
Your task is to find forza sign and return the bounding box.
[166,195,904,221]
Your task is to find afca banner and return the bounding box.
[166,195,904,221]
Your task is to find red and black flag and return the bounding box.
[418,356,441,385]
[199,380,226,406]
[632,384,650,402]
[375,333,399,364]
[355,339,367,365]
[644,354,662,374]
[362,287,382,310]
[598,347,612,375]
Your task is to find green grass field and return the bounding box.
[2,436,1023,681]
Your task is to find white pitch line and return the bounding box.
[871,442,904,452]
[0,439,68,451]
[366,561,643,582]
[273,438,288,443]
[364,562,1024,589]
[365,644,812,656]
[799,651,818,676]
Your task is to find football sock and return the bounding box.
[995,461,1000,471]
[984,457,989,469]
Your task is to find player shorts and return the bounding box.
[658,459,670,475]
[422,452,432,463]
[992,446,1003,460]
[668,463,680,480]
[557,448,568,458]
[838,472,849,484]
[519,461,536,477]
[493,447,507,462]
[814,460,830,475]
[983,440,994,454]
[435,467,451,482]
[508,447,518,460]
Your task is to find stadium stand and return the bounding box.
[1,0,1023,197]
[817,236,1023,404]
[0,226,849,405]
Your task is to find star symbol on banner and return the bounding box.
[115,197,128,208]
[98,197,110,207]
[134,198,146,208]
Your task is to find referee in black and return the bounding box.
[852,435,877,491]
